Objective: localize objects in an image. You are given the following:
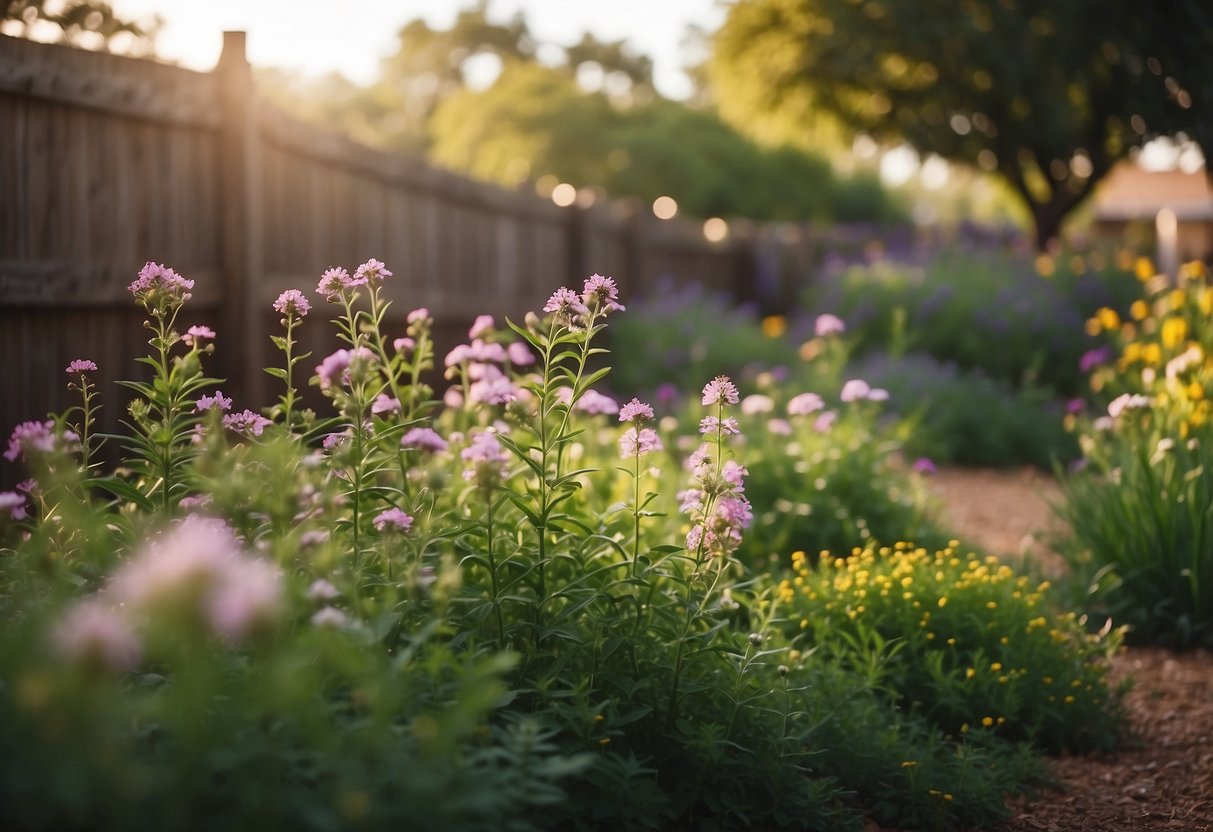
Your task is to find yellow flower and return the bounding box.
[1035,254,1055,277]
[1097,307,1120,331]
[1143,343,1162,366]
[1136,257,1155,281]
[981,716,994,728]
[1162,317,1189,349]
[965,668,976,680]
[900,760,918,768]
[762,315,788,338]
[1130,299,1150,321]
[990,662,1002,672]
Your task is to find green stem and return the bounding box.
[486,488,505,649]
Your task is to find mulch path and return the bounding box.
[923,468,1213,832]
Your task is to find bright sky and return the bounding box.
[111,0,730,99]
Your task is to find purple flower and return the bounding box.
[223,409,272,438]
[583,274,625,313]
[655,383,680,406]
[5,420,58,462]
[274,289,311,318]
[618,398,655,423]
[401,427,449,453]
[182,325,215,348]
[787,393,824,416]
[699,416,740,436]
[1078,346,1111,373]
[1066,398,1086,414]
[507,341,535,366]
[912,457,937,475]
[128,261,194,304]
[815,314,846,337]
[577,389,619,416]
[196,390,233,412]
[543,286,590,326]
[468,315,495,340]
[65,359,98,374]
[314,347,374,392]
[461,431,507,486]
[701,376,740,407]
[620,427,662,458]
[372,507,413,533]
[355,258,392,283]
[0,490,28,521]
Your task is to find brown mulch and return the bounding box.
[923,467,1213,832]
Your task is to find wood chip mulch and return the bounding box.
[923,468,1213,832]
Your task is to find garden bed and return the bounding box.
[922,467,1213,832]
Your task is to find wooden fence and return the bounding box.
[0,32,839,485]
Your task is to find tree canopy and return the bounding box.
[2,0,158,54]
[711,0,1210,248]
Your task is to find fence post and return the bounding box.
[215,31,266,408]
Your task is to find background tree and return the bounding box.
[710,0,1206,249]
[2,0,158,55]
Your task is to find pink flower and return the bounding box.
[178,494,212,510]
[840,379,871,402]
[316,267,353,302]
[223,409,272,437]
[620,427,662,458]
[0,490,28,520]
[701,376,740,406]
[182,325,215,348]
[741,394,774,415]
[5,420,59,462]
[196,390,233,412]
[912,457,937,475]
[314,348,374,392]
[311,606,349,628]
[813,411,837,432]
[274,289,310,318]
[461,431,507,486]
[373,507,413,532]
[815,314,846,337]
[543,287,590,326]
[394,337,416,354]
[577,389,619,416]
[787,393,824,416]
[699,416,740,436]
[468,365,518,406]
[307,579,340,601]
[401,427,449,453]
[767,418,793,436]
[207,557,282,641]
[128,261,193,304]
[468,315,495,339]
[618,398,655,423]
[582,274,624,313]
[355,258,392,283]
[371,394,401,416]
[65,359,98,374]
[507,341,535,366]
[407,307,430,324]
[52,600,141,672]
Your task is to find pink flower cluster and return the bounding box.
[461,431,507,488]
[840,379,889,403]
[274,289,311,318]
[315,347,376,392]
[373,507,413,532]
[4,420,76,463]
[223,409,273,438]
[182,325,215,348]
[196,390,233,412]
[0,490,28,520]
[315,258,393,302]
[701,376,740,407]
[128,261,194,304]
[53,516,283,670]
[401,427,448,453]
[65,359,98,374]
[680,376,752,559]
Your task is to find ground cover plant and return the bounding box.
[0,258,1126,830]
[1059,260,1213,648]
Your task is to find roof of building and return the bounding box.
[1093,163,1213,222]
